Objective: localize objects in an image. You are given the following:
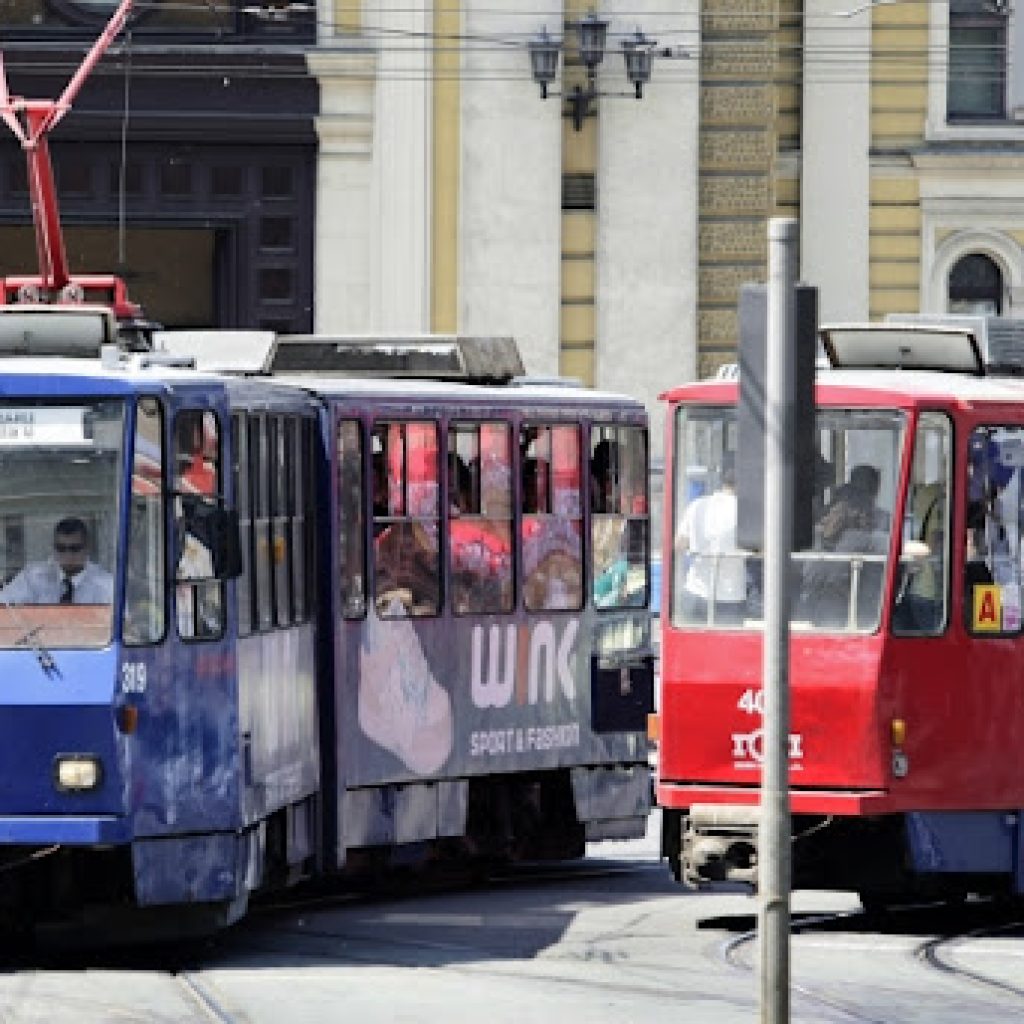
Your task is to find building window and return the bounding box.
[562,173,596,211]
[948,0,1007,121]
[949,253,1003,314]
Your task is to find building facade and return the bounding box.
[0,0,700,467]
[0,1,319,333]
[313,0,699,463]
[6,1,1021,460]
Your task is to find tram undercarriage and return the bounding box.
[663,807,1024,909]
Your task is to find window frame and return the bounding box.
[447,420,515,616]
[520,421,584,613]
[371,419,442,619]
[123,396,167,647]
[590,423,651,612]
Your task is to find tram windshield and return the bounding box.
[672,405,906,633]
[0,399,124,648]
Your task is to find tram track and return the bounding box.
[720,910,889,1024]
[718,902,1024,1022]
[917,916,1024,1000]
[175,972,245,1024]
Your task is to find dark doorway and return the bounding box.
[0,223,224,327]
[0,142,314,332]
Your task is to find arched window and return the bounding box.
[949,253,1003,315]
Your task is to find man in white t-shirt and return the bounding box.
[675,456,745,625]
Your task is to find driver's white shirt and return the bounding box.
[0,560,113,605]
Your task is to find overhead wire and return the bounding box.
[0,0,1006,88]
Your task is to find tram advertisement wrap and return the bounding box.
[346,612,626,784]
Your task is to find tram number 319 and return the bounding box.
[120,661,148,694]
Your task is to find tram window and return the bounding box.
[671,406,904,632]
[337,419,366,619]
[372,420,441,617]
[591,425,649,610]
[124,398,166,646]
[963,425,1024,635]
[671,407,745,628]
[305,419,316,616]
[270,416,292,626]
[246,416,269,632]
[174,409,225,641]
[0,399,122,648]
[448,422,513,615]
[232,413,253,637]
[797,410,903,633]
[291,417,307,622]
[521,424,583,611]
[890,413,952,636]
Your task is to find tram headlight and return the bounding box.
[53,754,103,793]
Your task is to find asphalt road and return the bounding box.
[2,814,1024,1023]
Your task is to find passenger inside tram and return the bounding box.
[674,452,745,626]
[799,462,889,629]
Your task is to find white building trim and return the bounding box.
[801,0,870,321]
[596,1,699,457]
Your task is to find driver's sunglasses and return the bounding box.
[54,541,85,553]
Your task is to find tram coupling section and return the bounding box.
[683,804,759,886]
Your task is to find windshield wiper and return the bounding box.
[14,624,60,678]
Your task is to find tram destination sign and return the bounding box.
[0,407,87,446]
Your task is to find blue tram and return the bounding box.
[0,306,320,932]
[0,312,654,934]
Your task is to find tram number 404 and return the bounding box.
[737,689,764,716]
[732,688,805,769]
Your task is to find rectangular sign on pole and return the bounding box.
[737,283,818,554]
[737,285,767,553]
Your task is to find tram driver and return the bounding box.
[0,517,113,606]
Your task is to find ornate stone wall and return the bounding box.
[697,0,792,376]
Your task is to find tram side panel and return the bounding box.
[322,397,655,866]
[228,399,321,884]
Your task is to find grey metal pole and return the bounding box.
[760,217,797,1024]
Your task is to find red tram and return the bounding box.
[657,321,1024,907]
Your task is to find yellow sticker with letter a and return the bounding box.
[973,584,1002,632]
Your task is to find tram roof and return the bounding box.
[274,371,647,411]
[661,367,1024,408]
[0,351,644,413]
[0,354,314,403]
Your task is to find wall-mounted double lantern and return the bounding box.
[528,14,657,131]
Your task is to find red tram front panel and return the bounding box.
[660,632,889,811]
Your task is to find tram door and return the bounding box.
[954,414,1024,803]
[891,409,1024,805]
[125,400,237,836]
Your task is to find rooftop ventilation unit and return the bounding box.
[0,305,116,357]
[820,321,984,375]
[268,335,526,384]
[886,312,1024,376]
